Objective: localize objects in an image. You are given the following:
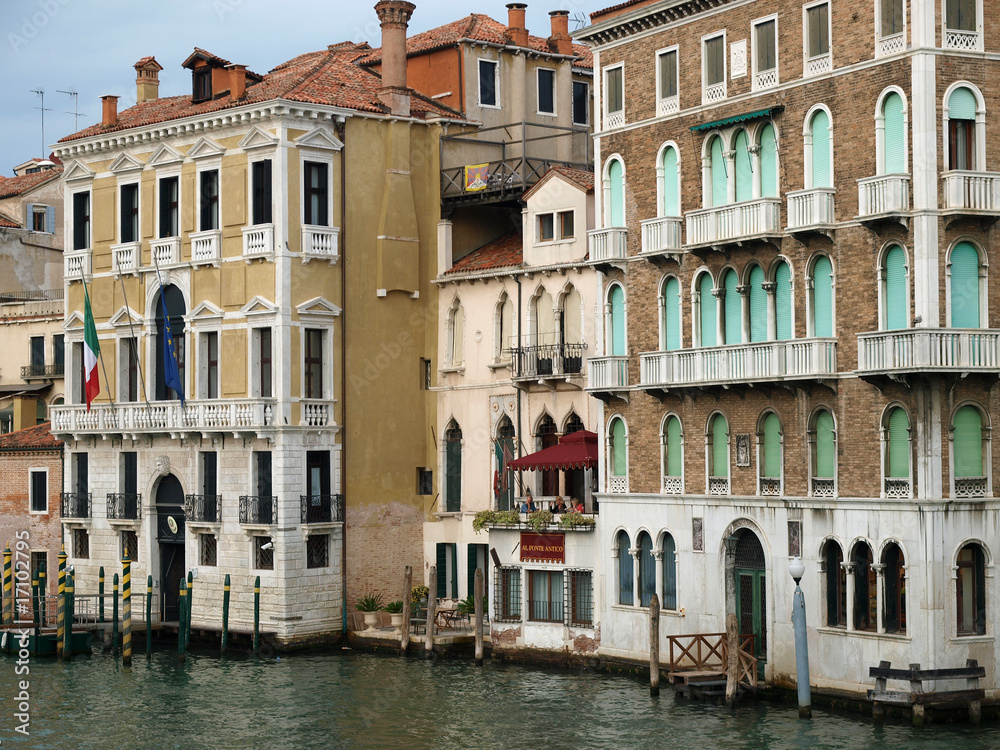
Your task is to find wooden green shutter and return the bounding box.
[699,273,717,346]
[724,269,741,345]
[712,414,728,477]
[662,147,680,216]
[760,125,778,198]
[810,110,832,188]
[948,87,977,121]
[953,406,983,478]
[711,136,727,207]
[610,284,625,355]
[609,159,625,226]
[815,410,835,478]
[888,407,910,478]
[812,255,834,337]
[662,534,677,609]
[666,416,682,476]
[467,544,479,599]
[664,277,681,351]
[450,544,458,598]
[612,418,627,476]
[763,413,781,478]
[950,242,980,328]
[749,265,767,342]
[446,429,462,512]
[618,532,633,605]
[735,130,752,203]
[436,543,447,599]
[885,246,907,330]
[883,93,905,174]
[775,261,792,340]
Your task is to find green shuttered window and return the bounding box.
[665,416,682,476]
[445,425,462,512]
[662,147,680,216]
[884,246,907,330]
[810,110,832,188]
[948,86,977,120]
[883,92,906,174]
[953,406,983,478]
[815,410,835,478]
[663,277,681,351]
[609,284,626,356]
[611,417,627,476]
[760,125,778,198]
[749,265,767,342]
[724,269,741,345]
[812,255,834,337]
[711,414,728,477]
[618,531,633,606]
[950,242,980,328]
[711,136,727,207]
[887,407,910,478]
[699,273,717,347]
[662,534,677,610]
[762,413,781,478]
[775,261,792,340]
[735,130,752,203]
[608,159,625,227]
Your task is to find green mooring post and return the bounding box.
[178,578,187,661]
[2,544,12,626]
[186,571,193,648]
[253,576,260,656]
[38,569,46,627]
[31,571,39,654]
[63,571,74,662]
[146,575,153,659]
[112,573,119,654]
[122,554,132,667]
[99,566,105,623]
[221,574,230,656]
[56,547,66,660]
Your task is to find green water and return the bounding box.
[2,648,1000,749]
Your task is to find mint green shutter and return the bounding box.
[664,277,681,351]
[815,410,835,478]
[724,269,741,344]
[610,284,625,355]
[612,418,627,476]
[711,136,727,207]
[885,246,907,330]
[760,124,778,197]
[712,415,728,477]
[810,110,832,188]
[950,242,980,328]
[749,265,767,342]
[662,147,680,216]
[775,261,792,340]
[609,159,625,226]
[699,273,717,347]
[948,87,977,121]
[883,93,905,174]
[953,406,983,478]
[666,416,682,476]
[763,413,781,478]
[813,255,834,337]
[735,131,752,202]
[888,407,910,478]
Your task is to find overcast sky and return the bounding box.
[0,0,596,173]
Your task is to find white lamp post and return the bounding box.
[789,556,811,718]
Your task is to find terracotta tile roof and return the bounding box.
[135,55,157,67]
[0,167,63,198]
[590,0,660,22]
[0,421,61,451]
[445,232,523,275]
[60,44,461,143]
[0,211,20,228]
[548,165,595,192]
[363,14,593,68]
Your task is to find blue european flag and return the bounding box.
[160,291,185,404]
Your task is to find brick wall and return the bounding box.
[0,449,62,596]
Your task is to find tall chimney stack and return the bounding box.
[134,56,163,103]
[228,64,248,102]
[375,0,415,117]
[101,95,119,127]
[548,10,573,56]
[507,3,528,47]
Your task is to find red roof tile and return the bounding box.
[548,165,595,192]
[0,211,20,228]
[0,167,63,198]
[0,422,61,450]
[590,0,661,22]
[445,232,523,275]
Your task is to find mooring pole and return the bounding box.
[63,571,74,662]
[56,547,66,660]
[186,571,193,648]
[789,558,812,719]
[146,575,153,659]
[99,566,105,623]
[221,573,230,656]
[724,537,739,707]
[112,573,119,654]
[425,566,436,659]
[400,566,412,655]
[253,576,260,656]
[650,593,661,696]
[2,545,12,626]
[31,570,40,654]
[178,578,187,661]
[474,567,484,666]
[122,554,132,667]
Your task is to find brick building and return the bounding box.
[577,0,1000,695]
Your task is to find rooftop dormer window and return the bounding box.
[193,68,212,103]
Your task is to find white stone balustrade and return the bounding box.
[588,227,628,263]
[52,399,277,436]
[857,329,1000,373]
[190,229,222,264]
[685,198,780,246]
[301,225,339,262]
[111,242,140,274]
[943,171,1000,212]
[857,174,910,217]
[587,355,630,391]
[243,223,275,256]
[786,188,835,228]
[640,216,683,255]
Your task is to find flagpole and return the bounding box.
[115,271,153,413]
[82,279,117,415]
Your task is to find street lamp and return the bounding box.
[789,556,812,719]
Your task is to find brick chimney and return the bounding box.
[227,64,248,102]
[375,0,415,117]
[548,10,573,55]
[507,3,529,47]
[101,95,119,127]
[134,56,163,103]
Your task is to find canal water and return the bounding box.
[2,649,1000,749]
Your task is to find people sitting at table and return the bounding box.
[520,489,536,513]
[550,496,568,514]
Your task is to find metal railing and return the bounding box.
[857,329,1000,373]
[21,363,64,378]
[73,592,160,625]
[0,289,61,303]
[685,198,781,246]
[184,494,221,523]
[61,492,91,519]
[511,343,585,379]
[106,493,141,520]
[300,494,344,524]
[239,495,275,525]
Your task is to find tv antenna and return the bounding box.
[58,89,85,132]
[570,12,588,31]
[30,89,52,158]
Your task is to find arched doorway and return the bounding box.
[155,474,186,622]
[154,284,186,401]
[733,528,767,678]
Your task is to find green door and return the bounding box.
[712,414,728,478]
[737,569,767,679]
[735,130,752,203]
[815,410,835,478]
[884,246,907,330]
[608,159,625,226]
[762,413,781,478]
[665,415,682,477]
[609,284,625,356]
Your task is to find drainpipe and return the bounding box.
[338,115,348,636]
[514,273,523,495]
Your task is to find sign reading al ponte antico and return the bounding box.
[520,532,566,563]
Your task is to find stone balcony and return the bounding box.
[786,188,835,236]
[111,242,141,274]
[588,227,627,268]
[301,225,339,264]
[65,250,91,280]
[243,223,275,258]
[151,237,181,266]
[857,174,910,225]
[640,216,683,261]
[586,355,629,401]
[856,329,1000,379]
[684,198,781,250]
[191,229,222,265]
[942,171,1000,218]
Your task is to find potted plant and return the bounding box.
[409,583,430,615]
[527,509,554,532]
[356,593,384,631]
[383,600,405,633]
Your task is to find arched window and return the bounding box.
[946,86,979,170]
[810,408,837,497]
[880,245,908,330]
[606,158,625,226]
[608,416,628,493]
[496,416,516,511]
[154,284,186,401]
[445,422,463,512]
[748,264,767,343]
[852,542,876,631]
[722,268,742,345]
[707,413,729,494]
[661,414,683,494]
[759,124,778,197]
[948,241,984,328]
[606,284,626,356]
[637,531,655,606]
[880,91,907,174]
[533,289,555,347]
[617,530,634,605]
[773,260,792,340]
[734,130,753,202]
[822,539,846,627]
[709,135,727,207]
[882,542,906,634]
[496,293,514,363]
[659,276,682,351]
[883,405,911,497]
[807,109,832,188]
[952,404,989,498]
[537,414,559,496]
[809,254,834,337]
[563,412,586,501]
[447,299,465,366]
[696,272,717,347]
[758,411,782,495]
[957,542,986,635]
[562,287,582,346]
[661,533,677,610]
[660,145,681,216]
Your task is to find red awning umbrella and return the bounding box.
[506,430,598,472]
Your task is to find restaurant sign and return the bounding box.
[520,532,565,563]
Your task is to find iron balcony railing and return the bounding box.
[300,494,344,524]
[21,363,64,379]
[106,493,141,520]
[185,494,221,523]
[61,492,91,519]
[510,343,586,380]
[239,495,275,525]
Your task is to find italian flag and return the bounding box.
[83,286,101,411]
